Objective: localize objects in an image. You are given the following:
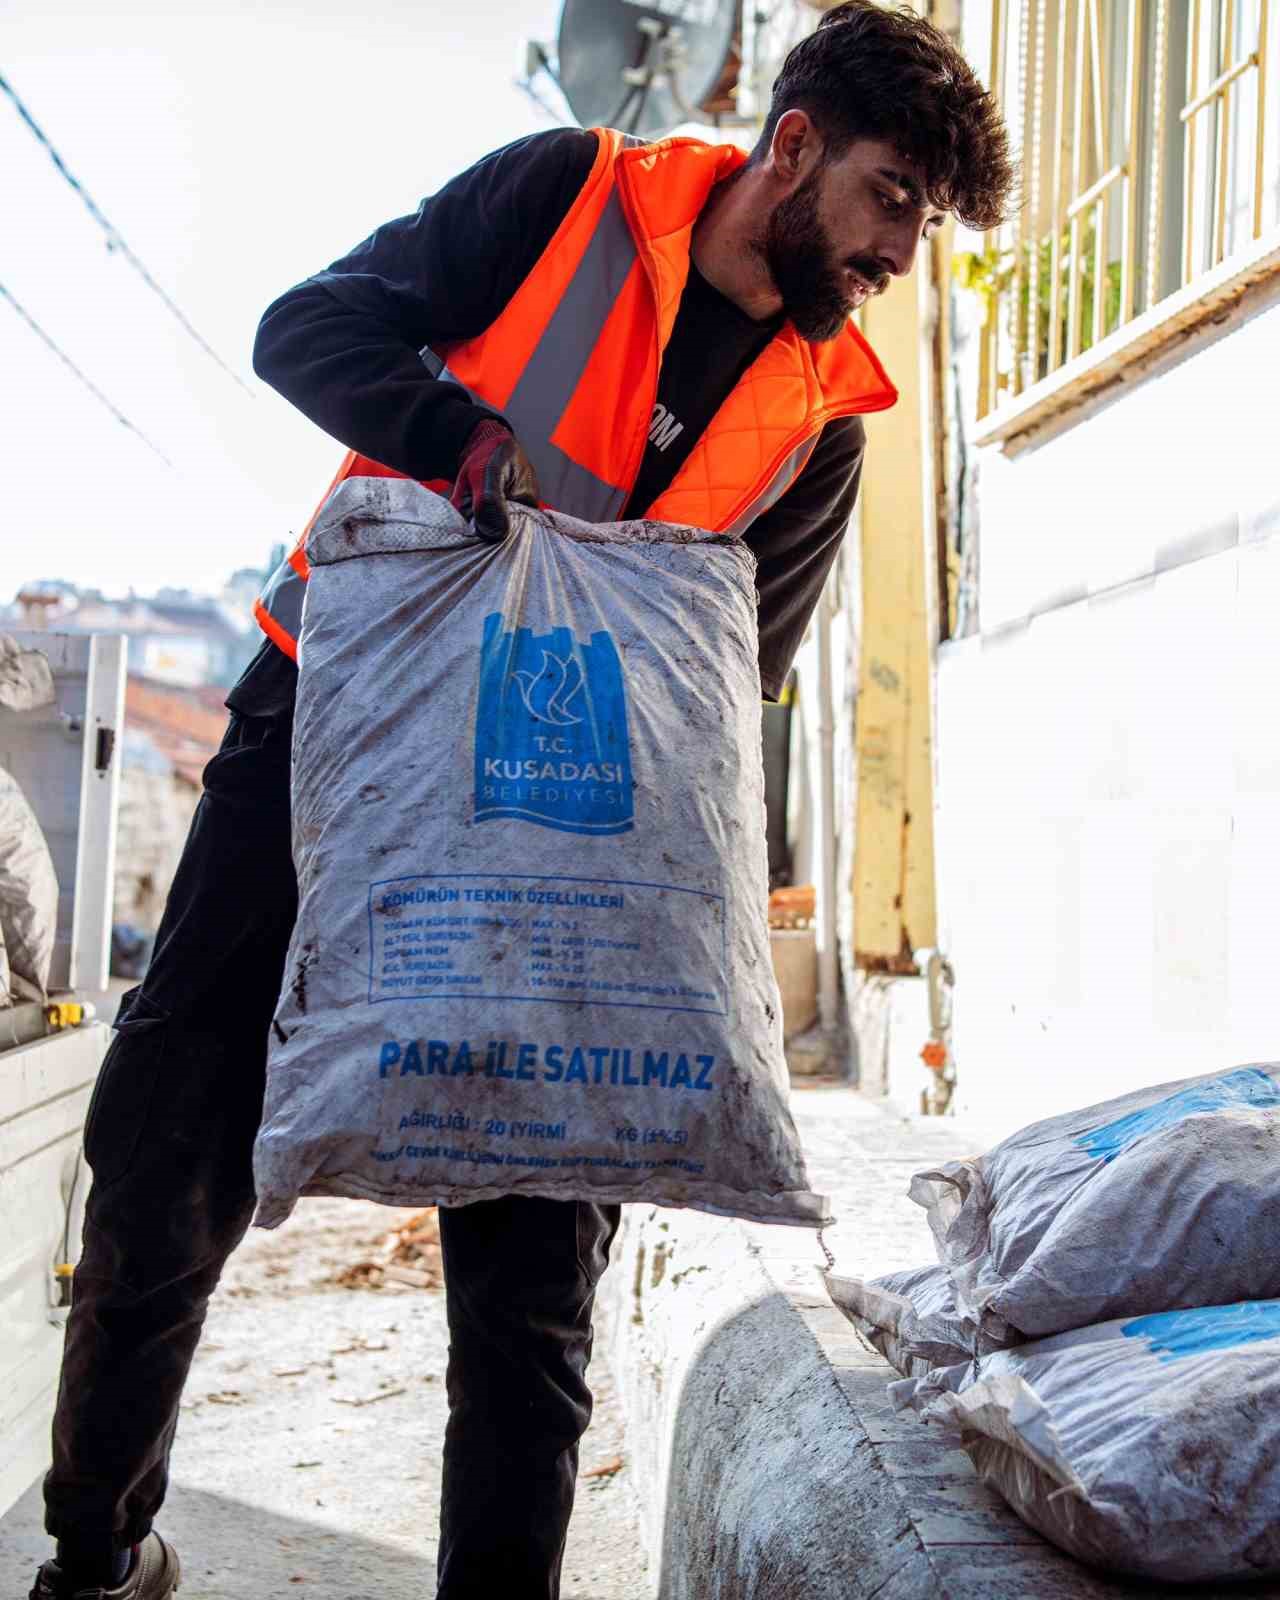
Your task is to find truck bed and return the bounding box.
[0,1023,105,1515]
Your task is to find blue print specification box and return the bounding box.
[368,872,727,1015]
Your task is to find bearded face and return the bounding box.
[757,167,892,342]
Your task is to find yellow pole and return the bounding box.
[853,275,938,966]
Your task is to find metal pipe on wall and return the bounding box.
[814,574,840,1035]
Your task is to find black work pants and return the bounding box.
[43,698,620,1600]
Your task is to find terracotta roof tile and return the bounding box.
[125,676,227,787]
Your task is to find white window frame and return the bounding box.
[967,0,1278,448]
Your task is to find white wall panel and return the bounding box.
[933,288,1280,1131]
[935,523,1280,1131]
[977,297,1280,634]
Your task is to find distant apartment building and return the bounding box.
[14,566,269,690]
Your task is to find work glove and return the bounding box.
[450,419,540,543]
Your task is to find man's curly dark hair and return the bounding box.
[754,1,1015,232]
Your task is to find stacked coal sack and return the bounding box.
[827,1064,1280,1583]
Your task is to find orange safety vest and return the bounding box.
[255,127,898,660]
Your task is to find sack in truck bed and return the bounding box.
[253,483,827,1229]
[0,764,59,1004]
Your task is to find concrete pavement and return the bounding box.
[0,1197,647,1599]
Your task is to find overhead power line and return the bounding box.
[0,71,253,397]
[0,280,174,468]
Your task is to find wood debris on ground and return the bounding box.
[330,1385,408,1408]
[330,1337,389,1355]
[333,1207,443,1291]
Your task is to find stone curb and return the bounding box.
[597,1197,1280,1600]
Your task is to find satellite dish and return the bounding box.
[556,0,739,140]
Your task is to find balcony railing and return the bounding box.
[969,0,1277,420]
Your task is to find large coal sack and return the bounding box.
[253,484,826,1230]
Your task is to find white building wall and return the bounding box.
[934,290,1280,1134]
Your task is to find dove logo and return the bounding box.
[512,650,584,726]
[474,611,635,835]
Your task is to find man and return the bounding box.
[32,5,1011,1597]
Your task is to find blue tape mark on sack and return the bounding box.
[474,611,634,835]
[1121,1301,1280,1362]
[1073,1066,1280,1164]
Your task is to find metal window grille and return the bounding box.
[972,0,1276,418]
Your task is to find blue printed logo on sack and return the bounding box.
[1074,1066,1280,1164]
[474,611,634,835]
[1122,1300,1280,1363]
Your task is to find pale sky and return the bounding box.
[0,0,563,601]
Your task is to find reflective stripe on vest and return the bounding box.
[724,437,821,540]
[479,187,635,521]
[253,555,307,663]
